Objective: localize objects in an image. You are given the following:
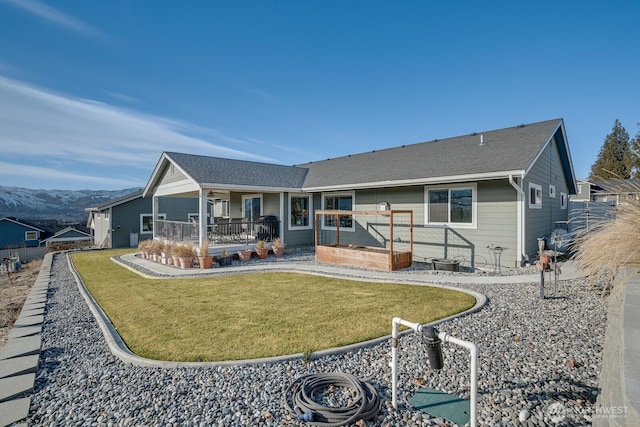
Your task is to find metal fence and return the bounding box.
[155,218,280,245]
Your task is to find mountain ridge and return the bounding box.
[0,186,141,222]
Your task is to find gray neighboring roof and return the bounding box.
[163,152,309,189]
[299,119,565,189]
[593,179,640,194]
[86,190,144,211]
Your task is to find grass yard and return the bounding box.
[71,249,476,362]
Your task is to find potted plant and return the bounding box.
[255,240,269,259]
[163,242,174,265]
[198,241,213,269]
[272,238,285,257]
[148,240,163,262]
[216,250,233,267]
[173,244,195,269]
[138,240,151,259]
[237,247,253,262]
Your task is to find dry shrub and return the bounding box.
[572,186,640,298]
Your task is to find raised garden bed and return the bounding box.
[316,243,412,271]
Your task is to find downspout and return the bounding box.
[509,174,526,266]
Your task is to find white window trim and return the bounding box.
[529,183,543,209]
[220,199,230,218]
[288,193,313,230]
[140,213,165,234]
[242,194,264,219]
[549,185,556,198]
[424,183,477,229]
[321,191,355,232]
[560,192,568,210]
[25,230,38,240]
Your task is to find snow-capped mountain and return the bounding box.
[0,186,141,222]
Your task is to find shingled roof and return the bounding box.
[299,118,567,190]
[146,118,574,194]
[162,152,309,189]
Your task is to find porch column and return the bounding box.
[199,188,208,248]
[152,196,159,240]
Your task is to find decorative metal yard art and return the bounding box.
[391,317,478,427]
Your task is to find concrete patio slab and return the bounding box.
[0,397,30,427]
[9,325,42,340]
[0,336,42,360]
[13,315,44,328]
[0,373,36,402]
[0,355,39,379]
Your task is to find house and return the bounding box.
[86,189,199,249]
[570,179,592,202]
[590,179,640,205]
[41,225,92,248]
[0,217,50,248]
[143,118,576,268]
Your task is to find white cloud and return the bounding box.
[0,76,276,172]
[4,0,106,38]
[0,161,141,188]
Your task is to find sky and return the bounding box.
[0,0,638,191]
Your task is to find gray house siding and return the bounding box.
[311,181,520,268]
[524,131,570,257]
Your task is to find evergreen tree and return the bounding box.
[631,124,640,178]
[589,119,631,180]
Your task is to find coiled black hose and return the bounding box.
[284,372,381,426]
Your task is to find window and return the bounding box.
[25,231,37,240]
[529,183,542,209]
[221,200,230,217]
[289,194,311,229]
[426,185,476,227]
[140,213,165,234]
[560,192,567,210]
[577,185,582,194]
[242,195,262,222]
[322,192,354,230]
[549,185,556,198]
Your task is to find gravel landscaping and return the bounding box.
[24,252,606,426]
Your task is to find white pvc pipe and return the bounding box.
[390,317,477,427]
[438,332,478,427]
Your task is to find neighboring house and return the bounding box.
[143,118,576,268]
[86,190,199,249]
[0,217,50,248]
[41,225,92,248]
[570,179,592,202]
[590,179,640,205]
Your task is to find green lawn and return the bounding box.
[71,249,476,362]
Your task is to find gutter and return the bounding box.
[509,174,526,265]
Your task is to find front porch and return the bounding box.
[154,217,280,255]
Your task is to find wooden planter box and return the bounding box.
[316,244,412,271]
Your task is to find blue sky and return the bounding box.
[1,0,638,190]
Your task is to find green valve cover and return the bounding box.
[409,387,471,426]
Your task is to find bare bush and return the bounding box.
[572,184,640,297]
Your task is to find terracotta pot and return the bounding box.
[540,255,551,265]
[272,245,285,257]
[179,257,193,269]
[199,256,213,269]
[256,247,269,259]
[237,250,253,262]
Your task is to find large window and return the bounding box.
[289,194,311,229]
[140,213,165,234]
[323,192,354,229]
[426,185,475,227]
[529,183,542,209]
